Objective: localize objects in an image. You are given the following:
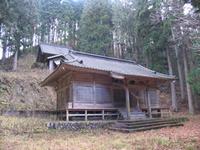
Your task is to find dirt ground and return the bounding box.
[0,115,200,150]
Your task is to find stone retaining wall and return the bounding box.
[47,121,115,130]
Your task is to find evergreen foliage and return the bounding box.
[188,38,200,95]
[78,0,112,55]
[190,0,200,11]
[188,68,200,95]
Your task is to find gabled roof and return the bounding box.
[64,51,174,79]
[39,44,175,86]
[39,43,70,55]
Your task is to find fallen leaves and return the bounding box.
[1,115,200,150]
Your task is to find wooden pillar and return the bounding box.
[66,109,69,121]
[125,86,131,120]
[102,110,105,120]
[49,60,54,71]
[147,89,152,118]
[85,110,88,121]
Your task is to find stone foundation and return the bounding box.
[47,121,115,130]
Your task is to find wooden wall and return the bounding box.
[55,71,161,110]
[56,72,72,110]
[72,72,113,109]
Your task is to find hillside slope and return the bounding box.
[0,54,56,111]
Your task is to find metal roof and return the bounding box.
[39,44,175,86]
[39,43,70,55]
[63,51,174,80]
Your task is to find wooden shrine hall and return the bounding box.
[39,44,175,121]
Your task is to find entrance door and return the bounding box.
[130,90,141,112]
[113,88,126,107]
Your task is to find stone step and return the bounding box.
[129,114,146,116]
[130,115,146,118]
[110,123,184,133]
[117,118,167,124]
[117,118,179,126]
[117,117,187,124]
[113,120,180,129]
[119,111,146,120]
[109,117,188,132]
[130,112,146,114]
[129,113,146,116]
[129,117,146,120]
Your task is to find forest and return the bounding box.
[0,0,200,114]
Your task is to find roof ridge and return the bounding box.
[70,50,136,64]
[39,43,72,49]
[39,43,136,64]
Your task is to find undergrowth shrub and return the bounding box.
[0,116,48,135]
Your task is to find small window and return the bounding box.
[112,78,124,84]
[129,80,136,85]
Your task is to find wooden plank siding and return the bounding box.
[55,71,161,112]
[56,72,72,110]
[71,72,113,109]
[72,84,114,109]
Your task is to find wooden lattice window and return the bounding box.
[95,85,111,104]
[148,89,159,108]
[74,83,93,103]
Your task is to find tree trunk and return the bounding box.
[186,39,199,110]
[2,48,6,61]
[2,39,7,62]
[13,32,21,71]
[13,50,18,71]
[134,36,139,62]
[40,23,46,43]
[63,22,67,45]
[52,20,57,43]
[47,25,51,43]
[183,47,194,114]
[166,48,177,111]
[73,21,76,48]
[0,24,6,62]
[171,28,185,102]
[68,21,74,48]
